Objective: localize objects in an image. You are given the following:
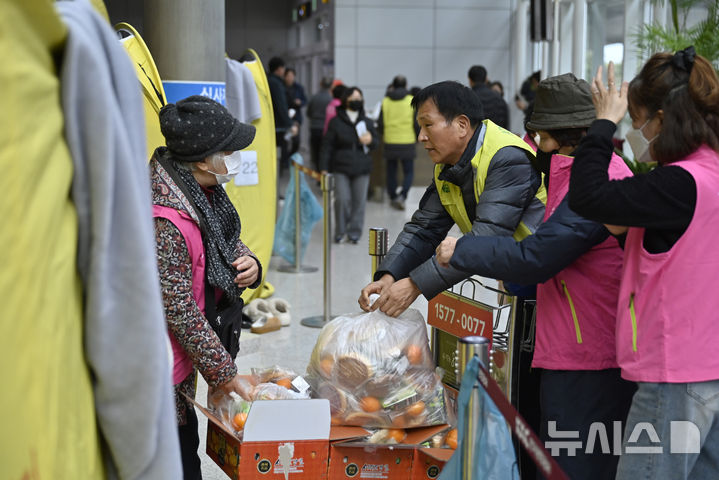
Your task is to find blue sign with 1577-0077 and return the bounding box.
[163,80,226,105]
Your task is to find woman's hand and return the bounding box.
[232,255,259,287]
[359,132,372,145]
[435,237,458,268]
[592,61,629,125]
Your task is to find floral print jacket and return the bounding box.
[150,154,261,424]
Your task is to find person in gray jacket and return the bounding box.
[359,81,545,317]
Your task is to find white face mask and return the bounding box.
[625,119,658,163]
[208,153,242,184]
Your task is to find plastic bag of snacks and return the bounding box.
[210,391,252,436]
[306,308,449,428]
[251,365,312,399]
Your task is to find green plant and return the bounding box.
[634,0,719,69]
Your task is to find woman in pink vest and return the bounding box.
[569,47,719,479]
[151,96,262,479]
[436,74,635,479]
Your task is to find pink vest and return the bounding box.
[153,205,206,385]
[533,153,632,370]
[617,145,719,382]
[323,98,341,134]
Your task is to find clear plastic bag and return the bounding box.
[273,153,323,265]
[307,308,450,429]
[250,365,311,398]
[210,391,252,436]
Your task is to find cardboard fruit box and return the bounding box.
[410,448,454,480]
[328,424,450,480]
[193,397,332,479]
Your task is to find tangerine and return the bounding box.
[275,378,292,389]
[232,412,248,431]
[387,428,406,443]
[445,428,458,449]
[360,396,381,413]
[391,415,408,428]
[405,400,425,417]
[405,344,423,365]
[320,355,334,377]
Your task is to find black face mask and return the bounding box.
[347,100,363,111]
[534,148,556,175]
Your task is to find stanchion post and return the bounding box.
[456,336,490,480]
[278,160,318,273]
[368,227,388,280]
[301,173,335,328]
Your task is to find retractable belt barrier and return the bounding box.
[299,163,335,328]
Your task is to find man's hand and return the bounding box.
[371,277,421,318]
[592,62,628,125]
[358,274,394,311]
[232,256,259,287]
[436,236,458,268]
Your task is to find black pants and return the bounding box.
[539,369,637,480]
[385,152,414,199]
[310,128,323,171]
[178,405,202,480]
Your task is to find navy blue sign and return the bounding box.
[163,80,226,105]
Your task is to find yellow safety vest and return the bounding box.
[381,95,416,144]
[434,120,547,241]
[1,3,104,479]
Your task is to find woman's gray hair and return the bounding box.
[172,151,226,172]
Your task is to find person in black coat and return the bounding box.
[468,65,509,129]
[320,86,379,244]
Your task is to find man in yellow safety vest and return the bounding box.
[359,80,546,316]
[378,75,418,210]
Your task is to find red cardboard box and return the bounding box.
[193,398,332,479]
[411,448,454,480]
[328,425,449,480]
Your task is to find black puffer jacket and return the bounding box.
[375,124,545,299]
[320,108,379,177]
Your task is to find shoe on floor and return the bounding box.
[268,298,292,326]
[334,234,346,244]
[390,196,405,210]
[250,315,282,334]
[243,298,271,323]
[349,237,359,244]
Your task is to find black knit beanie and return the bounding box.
[159,95,256,162]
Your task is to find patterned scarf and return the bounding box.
[170,159,244,302]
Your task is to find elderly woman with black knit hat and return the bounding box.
[435,74,637,479]
[151,95,261,479]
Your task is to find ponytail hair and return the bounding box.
[628,46,719,164]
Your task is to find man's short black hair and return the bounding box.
[320,76,333,89]
[268,56,285,73]
[411,81,484,128]
[392,75,407,89]
[285,67,296,76]
[468,65,488,84]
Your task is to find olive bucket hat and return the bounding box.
[159,95,256,162]
[526,73,596,131]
